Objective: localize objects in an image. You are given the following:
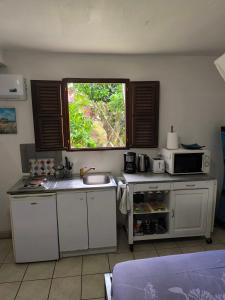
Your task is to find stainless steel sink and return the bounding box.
[83,174,110,185]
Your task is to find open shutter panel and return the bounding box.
[31,80,64,151]
[130,81,159,148]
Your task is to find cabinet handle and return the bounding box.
[149,186,158,189]
[30,202,38,205]
[12,193,55,199]
[185,184,196,187]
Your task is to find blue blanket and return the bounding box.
[112,250,225,300]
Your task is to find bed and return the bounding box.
[105,250,225,300]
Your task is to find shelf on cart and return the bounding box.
[133,208,170,215]
[133,233,170,241]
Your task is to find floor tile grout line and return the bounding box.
[80,296,105,300]
[53,274,82,279]
[82,272,108,277]
[14,263,29,300]
[21,277,54,283]
[0,280,21,285]
[47,260,56,300]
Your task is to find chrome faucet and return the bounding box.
[80,167,95,177]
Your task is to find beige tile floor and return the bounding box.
[0,226,225,299]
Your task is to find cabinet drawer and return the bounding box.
[173,181,209,190]
[133,182,171,192]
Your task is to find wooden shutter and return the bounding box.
[130,81,159,148]
[31,80,64,151]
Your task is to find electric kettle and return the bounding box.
[137,154,150,172]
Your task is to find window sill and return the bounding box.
[66,147,129,152]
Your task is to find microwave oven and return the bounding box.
[161,148,210,175]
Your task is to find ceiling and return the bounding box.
[0,0,225,55]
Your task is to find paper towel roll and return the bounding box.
[167,132,178,149]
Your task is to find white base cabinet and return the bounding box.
[57,189,117,254]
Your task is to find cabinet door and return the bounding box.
[57,192,88,252]
[87,190,117,249]
[172,189,208,237]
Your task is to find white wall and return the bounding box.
[0,50,225,233]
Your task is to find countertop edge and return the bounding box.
[7,185,117,195]
[122,173,216,184]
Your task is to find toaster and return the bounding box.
[150,157,165,174]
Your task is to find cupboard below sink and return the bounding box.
[57,189,117,256]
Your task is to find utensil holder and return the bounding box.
[64,168,73,178]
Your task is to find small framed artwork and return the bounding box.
[0,108,17,134]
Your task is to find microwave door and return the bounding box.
[174,153,203,174]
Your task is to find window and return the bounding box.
[31,79,159,152]
[63,79,129,150]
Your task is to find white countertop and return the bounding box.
[122,172,215,184]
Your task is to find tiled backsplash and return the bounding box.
[20,143,62,173]
[29,158,56,176]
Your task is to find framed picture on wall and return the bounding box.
[0,108,17,134]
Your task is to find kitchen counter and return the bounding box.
[7,174,117,195]
[123,172,215,184]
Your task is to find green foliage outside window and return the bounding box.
[68,82,126,149]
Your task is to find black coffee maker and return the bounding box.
[124,152,136,173]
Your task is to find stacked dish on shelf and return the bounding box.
[133,191,169,236]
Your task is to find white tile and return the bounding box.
[82,274,104,299]
[133,241,155,252]
[49,276,81,300]
[212,227,225,242]
[82,254,109,275]
[181,246,205,254]
[0,282,20,300]
[0,263,27,283]
[108,253,133,271]
[153,240,178,250]
[117,238,130,253]
[53,257,82,278]
[117,229,129,253]
[176,238,205,248]
[204,243,225,251]
[16,279,51,300]
[211,231,224,243]
[24,261,55,281]
[134,249,158,260]
[157,248,182,257]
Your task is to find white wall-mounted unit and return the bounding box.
[0,74,26,100]
[215,53,225,82]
